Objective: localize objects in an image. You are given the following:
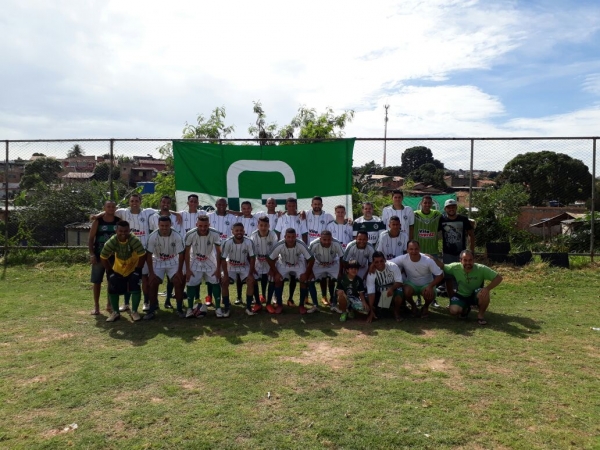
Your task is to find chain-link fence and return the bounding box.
[2,137,598,260]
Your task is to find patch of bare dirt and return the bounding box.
[281,341,352,369]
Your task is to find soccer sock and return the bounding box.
[329,281,336,302]
[261,275,268,297]
[308,282,318,304]
[131,291,141,312]
[289,277,297,299]
[176,299,184,312]
[222,295,230,309]
[253,287,260,305]
[207,283,213,300]
[124,292,131,305]
[210,283,221,308]
[166,279,174,302]
[236,282,242,300]
[320,279,327,297]
[246,295,253,310]
[187,286,199,309]
[109,294,120,314]
[299,288,308,307]
[275,286,283,306]
[143,292,149,304]
[268,282,275,303]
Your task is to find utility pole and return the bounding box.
[383,104,389,168]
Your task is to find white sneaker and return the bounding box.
[131,311,141,322]
[186,308,194,318]
[106,312,120,322]
[215,308,224,318]
[194,303,208,317]
[142,303,150,312]
[222,308,231,318]
[307,305,318,314]
[234,299,242,305]
[330,306,343,314]
[119,304,130,312]
[245,308,256,316]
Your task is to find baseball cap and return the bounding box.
[444,199,457,207]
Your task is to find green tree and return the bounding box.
[408,163,447,190]
[282,106,354,142]
[248,101,279,144]
[400,146,444,176]
[20,157,63,190]
[501,151,593,206]
[66,144,85,158]
[93,161,120,181]
[31,152,45,157]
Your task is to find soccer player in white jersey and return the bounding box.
[326,204,353,250]
[250,216,278,312]
[180,194,207,234]
[352,202,385,246]
[261,197,280,230]
[274,197,308,305]
[145,216,185,319]
[382,190,414,240]
[308,230,344,313]
[220,223,256,317]
[391,240,444,318]
[184,215,222,318]
[365,251,404,323]
[342,231,375,279]
[267,228,315,315]
[377,216,408,260]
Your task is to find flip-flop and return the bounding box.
[477,318,488,325]
[90,310,100,315]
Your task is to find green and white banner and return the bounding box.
[402,194,456,211]
[173,139,355,213]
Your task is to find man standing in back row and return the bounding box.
[382,190,414,239]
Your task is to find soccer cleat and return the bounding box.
[307,305,318,314]
[194,304,208,317]
[339,312,347,322]
[177,310,186,318]
[321,297,330,306]
[266,304,276,314]
[347,310,355,319]
[143,311,156,320]
[234,299,242,305]
[222,308,231,318]
[298,306,308,315]
[245,308,256,316]
[252,304,262,313]
[259,295,266,304]
[215,308,224,318]
[205,295,213,306]
[142,303,150,312]
[274,305,283,314]
[432,301,442,308]
[330,306,343,314]
[164,300,173,309]
[131,311,141,322]
[186,308,195,318]
[158,291,167,296]
[287,299,295,307]
[106,312,120,322]
[118,304,130,312]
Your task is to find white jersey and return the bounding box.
[305,210,334,243]
[376,230,408,260]
[309,238,344,266]
[326,221,354,249]
[269,239,313,266]
[366,261,403,295]
[260,212,279,230]
[352,216,385,246]
[148,212,183,235]
[342,240,375,268]
[180,210,207,234]
[221,236,255,270]
[185,227,221,271]
[146,229,185,269]
[115,207,156,247]
[250,229,279,273]
[239,212,265,236]
[275,214,308,238]
[382,205,414,235]
[390,253,442,287]
[208,212,238,240]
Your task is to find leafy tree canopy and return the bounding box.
[66,144,85,158]
[401,146,444,176]
[20,157,63,190]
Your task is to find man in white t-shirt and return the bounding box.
[381,189,414,240]
[365,251,404,323]
[390,240,444,318]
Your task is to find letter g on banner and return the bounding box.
[226,160,297,210]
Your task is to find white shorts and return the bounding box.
[276,260,306,280]
[153,265,182,282]
[226,265,250,282]
[187,268,219,286]
[255,256,270,275]
[312,261,340,280]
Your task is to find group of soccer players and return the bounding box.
[91,190,502,326]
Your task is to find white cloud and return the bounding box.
[582,73,600,96]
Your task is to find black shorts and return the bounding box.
[108,272,141,295]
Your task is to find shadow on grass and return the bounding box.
[93,302,540,345]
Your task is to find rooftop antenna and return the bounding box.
[383,104,390,168]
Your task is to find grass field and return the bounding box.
[0,261,599,449]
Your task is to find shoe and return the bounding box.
[274,305,283,314]
[459,305,471,319]
[299,306,308,315]
[131,311,141,322]
[432,301,442,308]
[186,308,194,318]
[234,299,242,305]
[143,311,156,320]
[158,291,167,296]
[321,297,330,306]
[307,305,318,314]
[119,304,130,312]
[245,308,256,316]
[164,300,173,309]
[287,299,295,307]
[205,295,213,306]
[194,304,208,317]
[106,312,120,322]
[266,304,276,314]
[177,310,186,318]
[215,308,224,318]
[330,306,342,314]
[252,304,262,313]
[259,295,266,304]
[416,297,422,307]
[142,303,150,312]
[347,310,355,319]
[222,308,231,318]
[340,312,347,322]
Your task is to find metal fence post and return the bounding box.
[468,139,474,214]
[591,138,596,262]
[4,141,9,267]
[109,139,114,200]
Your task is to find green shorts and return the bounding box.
[404,281,436,298]
[449,288,482,309]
